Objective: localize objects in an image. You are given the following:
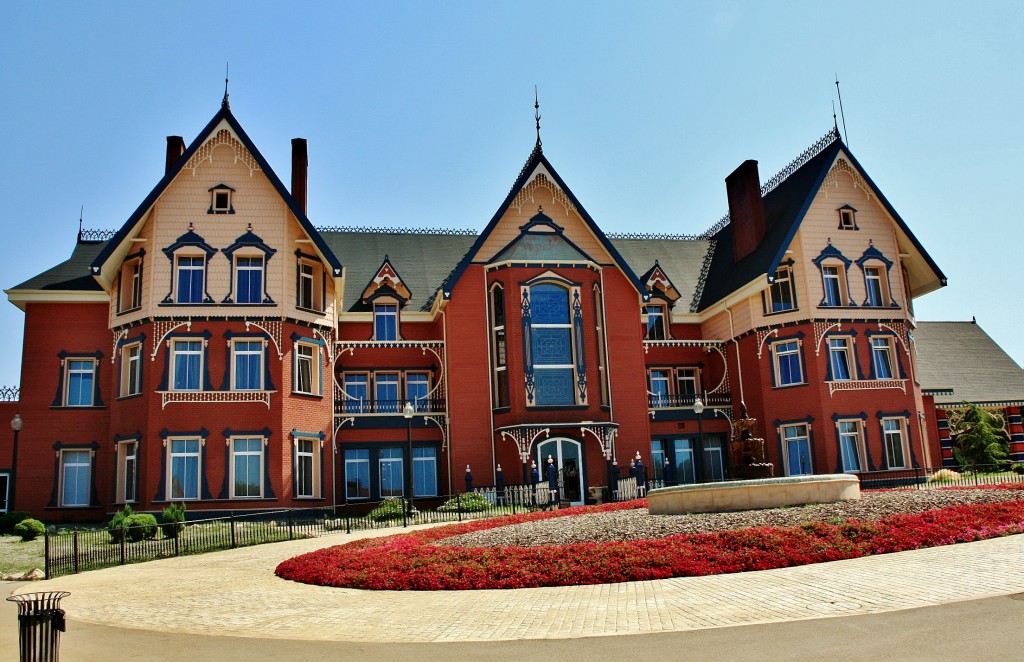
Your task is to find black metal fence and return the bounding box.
[857,465,1024,491]
[44,493,553,579]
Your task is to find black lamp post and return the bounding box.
[693,397,705,482]
[403,401,416,516]
[9,413,22,511]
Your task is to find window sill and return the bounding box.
[772,382,806,390]
[294,496,326,501]
[50,405,106,410]
[291,391,324,400]
[296,305,326,315]
[492,406,511,414]
[158,301,217,307]
[45,505,103,510]
[526,405,589,411]
[117,393,143,401]
[816,304,859,310]
[116,306,142,316]
[764,307,797,317]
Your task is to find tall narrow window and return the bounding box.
[783,424,812,476]
[232,437,263,498]
[644,304,667,340]
[675,368,699,396]
[883,418,907,468]
[298,262,315,310]
[65,359,95,406]
[169,439,200,500]
[61,450,91,506]
[773,340,804,387]
[236,256,264,304]
[871,337,895,379]
[828,338,854,381]
[406,373,430,411]
[296,439,316,498]
[374,303,398,340]
[117,441,137,503]
[375,372,399,413]
[490,285,509,408]
[121,344,142,397]
[673,439,696,484]
[176,256,205,304]
[379,447,404,497]
[530,284,575,405]
[171,340,202,391]
[232,340,264,391]
[413,447,438,497]
[344,449,370,499]
[822,266,844,306]
[118,259,143,312]
[593,286,608,405]
[838,420,862,472]
[648,369,670,407]
[767,267,796,312]
[650,440,666,483]
[343,373,368,413]
[295,343,317,395]
[864,267,885,307]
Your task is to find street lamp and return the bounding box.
[403,402,416,516]
[693,397,705,483]
[9,413,22,511]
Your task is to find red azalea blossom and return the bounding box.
[275,487,1024,591]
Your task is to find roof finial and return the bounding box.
[832,100,839,135]
[834,74,848,145]
[78,205,83,241]
[534,85,542,148]
[222,62,230,109]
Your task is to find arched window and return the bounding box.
[521,279,586,406]
[489,284,509,408]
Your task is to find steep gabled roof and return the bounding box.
[696,131,947,311]
[916,321,1024,406]
[442,145,646,299]
[90,103,341,287]
[5,239,108,310]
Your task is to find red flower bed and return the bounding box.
[276,488,1024,591]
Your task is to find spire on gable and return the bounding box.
[534,85,542,150]
[222,63,230,109]
[360,255,412,307]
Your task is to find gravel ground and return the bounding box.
[439,489,1024,548]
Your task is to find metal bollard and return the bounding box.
[7,591,70,662]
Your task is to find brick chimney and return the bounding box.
[726,159,766,263]
[165,136,185,174]
[291,138,308,214]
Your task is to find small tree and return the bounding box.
[951,404,1010,472]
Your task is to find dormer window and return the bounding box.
[766,266,796,313]
[118,251,144,313]
[374,303,398,341]
[644,303,668,340]
[813,242,853,308]
[208,184,235,214]
[837,205,858,230]
[296,254,325,313]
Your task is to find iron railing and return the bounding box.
[856,465,1024,491]
[334,398,446,416]
[647,392,732,409]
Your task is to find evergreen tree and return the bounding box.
[951,404,1010,472]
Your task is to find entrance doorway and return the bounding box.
[536,438,584,505]
[0,474,8,512]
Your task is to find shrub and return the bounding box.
[13,518,45,542]
[437,492,491,513]
[108,504,133,543]
[928,469,962,483]
[368,497,407,522]
[0,511,31,535]
[1012,464,1024,476]
[161,502,187,538]
[123,513,158,542]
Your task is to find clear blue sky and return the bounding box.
[1,1,1021,389]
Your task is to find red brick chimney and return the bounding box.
[726,159,766,263]
[291,138,308,214]
[165,136,185,174]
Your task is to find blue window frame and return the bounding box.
[235,257,264,304]
[65,359,95,406]
[233,340,263,390]
[773,340,803,387]
[530,284,574,405]
[413,447,437,496]
[374,303,398,340]
[344,449,370,499]
[176,256,205,304]
[172,340,202,391]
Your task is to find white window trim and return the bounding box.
[871,337,897,380]
[121,343,142,398]
[837,420,864,473]
[229,436,265,499]
[294,342,320,395]
[231,338,265,391]
[173,252,206,304]
[234,253,265,305]
[211,188,233,213]
[116,440,138,503]
[821,264,847,307]
[781,423,813,476]
[170,339,204,392]
[675,367,700,395]
[882,417,909,469]
[344,449,371,500]
[167,437,203,501]
[64,358,96,407]
[772,339,804,387]
[767,266,796,313]
[644,303,669,339]
[60,449,92,507]
[373,301,400,341]
[295,437,321,499]
[648,368,671,407]
[827,337,855,382]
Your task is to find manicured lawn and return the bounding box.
[276,486,1024,591]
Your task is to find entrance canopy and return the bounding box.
[495,422,619,462]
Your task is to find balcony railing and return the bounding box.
[647,392,732,409]
[334,398,447,416]
[827,378,906,396]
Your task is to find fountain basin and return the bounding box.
[647,474,860,515]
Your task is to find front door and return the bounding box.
[536,438,584,505]
[0,474,8,513]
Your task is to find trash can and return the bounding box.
[6,591,70,662]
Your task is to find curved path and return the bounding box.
[16,527,1024,642]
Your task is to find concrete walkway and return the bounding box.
[10,527,1024,643]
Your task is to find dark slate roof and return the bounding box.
[696,139,845,311]
[915,321,1024,406]
[610,238,713,311]
[10,240,106,292]
[319,231,476,312]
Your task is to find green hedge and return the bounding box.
[13,518,45,542]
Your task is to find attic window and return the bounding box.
[837,205,858,230]
[208,184,236,215]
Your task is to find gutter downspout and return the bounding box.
[442,306,454,496]
[725,305,745,411]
